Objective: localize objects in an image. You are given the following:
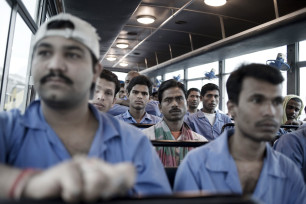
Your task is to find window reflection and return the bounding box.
[4,14,32,111]
[0,1,11,94]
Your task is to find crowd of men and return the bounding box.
[0,13,305,204]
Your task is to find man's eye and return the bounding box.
[273,98,283,106]
[38,50,51,57]
[66,53,80,59]
[251,98,262,104]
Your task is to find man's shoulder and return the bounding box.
[0,108,23,128]
[216,110,231,120]
[146,112,162,121]
[269,145,303,174]
[107,104,129,116]
[186,111,204,121]
[100,113,145,138]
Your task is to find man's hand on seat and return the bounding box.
[22,156,136,202]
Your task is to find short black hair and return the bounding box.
[187,88,200,98]
[201,83,219,97]
[226,63,284,104]
[126,75,152,95]
[158,79,186,103]
[99,69,120,96]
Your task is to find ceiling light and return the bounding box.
[137,15,156,24]
[106,56,117,61]
[116,43,129,49]
[119,62,128,67]
[204,0,226,7]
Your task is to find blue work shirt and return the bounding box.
[0,100,171,196]
[184,110,232,141]
[115,110,161,127]
[274,124,306,183]
[145,100,163,117]
[107,104,129,116]
[174,129,306,204]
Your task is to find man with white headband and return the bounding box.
[0,13,171,202]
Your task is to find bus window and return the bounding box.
[4,14,32,111]
[0,1,11,97]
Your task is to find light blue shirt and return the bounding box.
[185,110,232,141]
[107,104,129,116]
[145,100,163,117]
[0,100,171,196]
[174,129,306,204]
[274,124,306,183]
[115,110,161,126]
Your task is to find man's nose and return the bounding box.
[96,92,104,100]
[47,54,67,72]
[264,102,277,116]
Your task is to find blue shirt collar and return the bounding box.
[123,110,153,122]
[205,129,287,179]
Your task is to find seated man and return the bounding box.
[186,88,201,115]
[0,13,171,202]
[117,82,127,100]
[92,69,120,112]
[174,63,306,204]
[185,83,232,140]
[143,79,207,167]
[274,123,306,182]
[116,75,161,127]
[282,95,304,126]
[107,71,139,116]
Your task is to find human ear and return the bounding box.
[227,100,237,118]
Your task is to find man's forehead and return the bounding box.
[163,87,185,97]
[131,84,149,92]
[241,77,282,97]
[96,78,115,89]
[205,90,219,95]
[35,36,87,50]
[189,91,200,96]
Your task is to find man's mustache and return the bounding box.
[169,108,181,113]
[40,71,73,85]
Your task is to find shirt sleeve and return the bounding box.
[130,134,172,195]
[274,133,304,169]
[173,153,201,192]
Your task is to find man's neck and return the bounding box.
[41,99,91,128]
[228,129,266,162]
[188,107,198,113]
[129,108,146,123]
[201,108,215,114]
[163,118,184,132]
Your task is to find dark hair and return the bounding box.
[126,75,152,95]
[187,88,200,98]
[226,63,284,104]
[99,69,120,96]
[158,79,186,103]
[120,83,125,88]
[201,83,219,96]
